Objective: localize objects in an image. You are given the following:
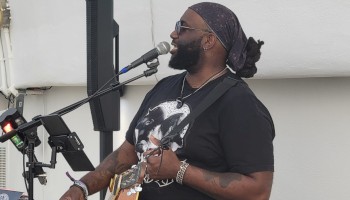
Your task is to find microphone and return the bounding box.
[119,41,170,74]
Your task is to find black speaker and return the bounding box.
[86,0,120,131]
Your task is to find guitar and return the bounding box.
[104,162,146,200]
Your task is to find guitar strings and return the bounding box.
[156,148,164,175]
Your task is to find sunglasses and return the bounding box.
[175,21,212,35]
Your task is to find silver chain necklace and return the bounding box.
[176,67,228,109]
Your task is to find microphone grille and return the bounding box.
[156,41,171,55]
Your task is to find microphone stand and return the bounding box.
[14,67,158,200]
[51,67,158,116]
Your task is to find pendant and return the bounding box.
[176,97,183,109]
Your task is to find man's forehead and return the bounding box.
[180,9,206,27]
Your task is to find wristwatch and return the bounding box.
[71,180,88,200]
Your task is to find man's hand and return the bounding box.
[145,148,181,180]
[59,186,85,200]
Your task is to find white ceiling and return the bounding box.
[7,0,350,88]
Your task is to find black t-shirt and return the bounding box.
[125,71,275,200]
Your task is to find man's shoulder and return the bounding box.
[220,73,261,104]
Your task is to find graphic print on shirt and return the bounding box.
[134,101,190,187]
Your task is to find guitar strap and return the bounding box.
[160,76,238,147]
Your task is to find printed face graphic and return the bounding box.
[133,101,191,187]
[134,101,190,161]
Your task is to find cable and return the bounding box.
[7,94,14,108]
[149,0,159,83]
[57,74,119,116]
[22,137,29,194]
[0,92,14,106]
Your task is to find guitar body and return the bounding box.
[117,190,139,200]
[105,189,139,200]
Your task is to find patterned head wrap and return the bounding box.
[189,2,247,72]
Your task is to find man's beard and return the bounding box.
[169,37,202,73]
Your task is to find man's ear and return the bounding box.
[202,33,217,50]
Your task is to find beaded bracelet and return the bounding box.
[176,160,189,185]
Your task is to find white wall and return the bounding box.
[7,0,350,88]
[246,78,350,200]
[0,96,7,110]
[1,77,350,200]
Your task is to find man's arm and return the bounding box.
[183,165,273,200]
[146,149,273,200]
[60,140,138,200]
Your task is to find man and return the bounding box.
[60,2,274,200]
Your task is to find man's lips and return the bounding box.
[170,43,178,54]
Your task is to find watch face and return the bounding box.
[0,193,9,200]
[74,181,88,196]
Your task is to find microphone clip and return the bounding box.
[146,58,160,69]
